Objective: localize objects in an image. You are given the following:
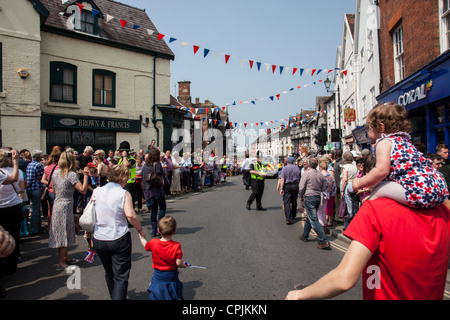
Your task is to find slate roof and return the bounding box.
[38,0,174,59]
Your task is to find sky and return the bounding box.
[119,0,356,130]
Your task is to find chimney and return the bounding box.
[177,81,192,108]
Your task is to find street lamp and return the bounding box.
[324,77,332,93]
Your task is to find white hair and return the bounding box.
[84,146,94,153]
[31,150,43,161]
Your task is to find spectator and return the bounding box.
[317,156,336,227]
[298,157,330,249]
[340,151,358,231]
[26,150,45,235]
[49,151,89,270]
[92,164,146,300]
[278,156,301,224]
[142,149,166,237]
[436,144,450,188]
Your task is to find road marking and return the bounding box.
[330,241,348,253]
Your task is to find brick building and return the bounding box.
[377,0,450,153]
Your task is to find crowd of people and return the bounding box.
[0,140,243,299]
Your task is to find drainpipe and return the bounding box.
[152,55,160,147]
[375,0,383,94]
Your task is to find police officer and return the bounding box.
[117,141,137,207]
[246,151,267,211]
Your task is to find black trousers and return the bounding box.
[0,203,22,275]
[247,179,265,209]
[242,170,251,188]
[283,184,299,222]
[93,232,132,300]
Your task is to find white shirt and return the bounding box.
[242,158,252,170]
[0,167,24,208]
[93,182,129,241]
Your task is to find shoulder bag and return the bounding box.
[41,165,57,201]
[146,163,165,187]
[79,187,100,233]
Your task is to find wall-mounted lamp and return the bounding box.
[140,115,150,128]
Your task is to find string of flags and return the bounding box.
[59,1,349,78]
[176,103,328,130]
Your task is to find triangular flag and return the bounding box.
[299,68,304,76]
[316,69,322,75]
[244,123,247,127]
[92,9,100,17]
[292,68,298,75]
[193,45,200,54]
[120,19,127,28]
[249,60,254,69]
[276,94,280,100]
[311,69,317,76]
[181,41,188,48]
[272,65,277,73]
[133,24,140,29]
[169,37,177,43]
[106,14,114,23]
[62,0,70,4]
[203,48,210,58]
[270,96,274,101]
[256,62,262,71]
[225,54,230,64]
[75,3,84,12]
[342,70,348,76]
[251,101,255,105]
[279,66,284,75]
[157,33,165,40]
[146,29,154,35]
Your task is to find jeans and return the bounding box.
[92,232,132,300]
[28,189,42,234]
[302,195,329,244]
[146,196,166,223]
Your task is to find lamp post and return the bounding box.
[324,76,342,149]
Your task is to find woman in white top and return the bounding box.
[340,151,358,230]
[92,164,145,300]
[0,149,25,275]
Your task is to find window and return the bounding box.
[393,24,405,82]
[79,10,96,34]
[441,0,450,52]
[50,62,77,103]
[93,69,116,107]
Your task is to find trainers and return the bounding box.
[317,242,331,250]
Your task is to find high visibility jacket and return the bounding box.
[118,155,136,183]
[251,162,264,180]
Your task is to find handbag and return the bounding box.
[338,195,348,219]
[146,163,165,187]
[41,165,57,201]
[79,187,100,233]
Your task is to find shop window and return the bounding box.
[441,0,450,52]
[47,130,71,145]
[93,69,115,107]
[50,62,77,103]
[393,24,405,82]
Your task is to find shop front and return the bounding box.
[41,114,140,154]
[377,50,450,154]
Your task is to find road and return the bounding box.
[2,175,449,301]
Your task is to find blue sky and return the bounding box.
[120,0,355,128]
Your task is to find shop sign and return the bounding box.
[41,114,141,133]
[344,108,356,122]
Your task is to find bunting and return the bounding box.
[66,6,345,77]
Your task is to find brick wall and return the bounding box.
[379,0,440,92]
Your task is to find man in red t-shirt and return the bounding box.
[286,198,450,300]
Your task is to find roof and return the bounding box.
[38,0,174,59]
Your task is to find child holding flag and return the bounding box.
[139,216,187,300]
